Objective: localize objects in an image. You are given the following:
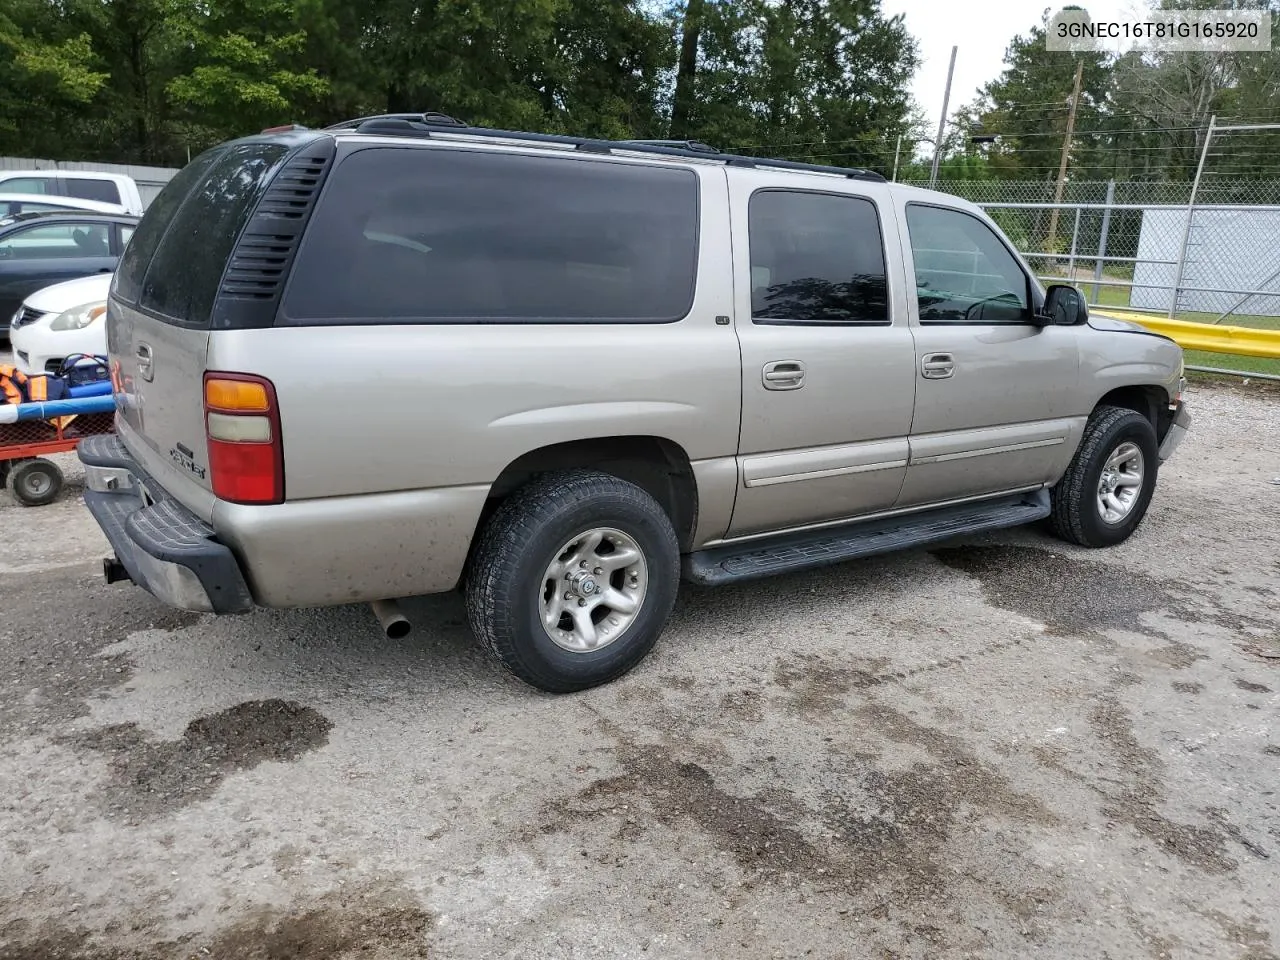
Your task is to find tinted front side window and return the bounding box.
[139,141,290,326]
[113,148,222,305]
[749,190,888,324]
[906,205,1029,324]
[65,178,122,204]
[282,147,699,324]
[0,223,111,259]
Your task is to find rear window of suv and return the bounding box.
[114,141,289,327]
[139,142,290,327]
[280,147,700,324]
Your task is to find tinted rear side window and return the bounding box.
[113,148,222,305]
[65,178,122,205]
[749,190,888,325]
[139,141,290,327]
[282,147,699,324]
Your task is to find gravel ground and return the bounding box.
[0,381,1277,960]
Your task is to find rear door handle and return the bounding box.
[762,360,805,390]
[921,353,955,379]
[135,342,154,381]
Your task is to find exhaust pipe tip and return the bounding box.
[370,599,411,640]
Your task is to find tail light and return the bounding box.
[203,373,283,504]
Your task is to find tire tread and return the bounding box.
[1049,405,1154,547]
[465,469,679,692]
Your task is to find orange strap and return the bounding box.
[26,375,48,402]
[0,364,24,404]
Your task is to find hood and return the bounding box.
[1087,311,1161,335]
[24,272,113,314]
[1086,311,1178,342]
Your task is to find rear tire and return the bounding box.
[465,470,680,693]
[10,458,63,507]
[1049,405,1158,547]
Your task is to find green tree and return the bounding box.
[670,0,918,168]
[166,0,329,146]
[955,12,1113,182]
[0,1,109,157]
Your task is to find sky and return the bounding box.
[879,0,1147,135]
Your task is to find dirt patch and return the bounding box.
[837,703,1060,883]
[1196,909,1280,960]
[1147,642,1209,669]
[0,882,432,959]
[1088,698,1236,874]
[539,702,1057,920]
[541,745,820,880]
[64,700,332,821]
[717,688,766,723]
[773,653,890,714]
[1234,679,1273,694]
[931,545,1186,637]
[1172,681,1204,694]
[0,568,200,742]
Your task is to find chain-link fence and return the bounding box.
[902,178,1280,327]
[900,172,1280,378]
[900,179,1280,206]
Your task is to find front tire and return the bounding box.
[1049,405,1158,547]
[465,470,680,693]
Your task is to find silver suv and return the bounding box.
[79,114,1191,692]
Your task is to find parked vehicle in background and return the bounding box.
[0,212,136,341]
[8,272,111,374]
[0,193,129,217]
[0,171,144,216]
[78,115,1190,694]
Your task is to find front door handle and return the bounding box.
[921,352,955,379]
[763,360,805,390]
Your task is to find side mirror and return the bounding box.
[1040,284,1089,326]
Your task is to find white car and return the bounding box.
[0,171,145,216]
[8,272,111,374]
[0,193,129,217]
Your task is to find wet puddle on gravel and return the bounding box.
[61,699,333,821]
[930,544,1185,635]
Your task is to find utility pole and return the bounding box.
[929,46,957,188]
[1046,57,1084,251]
[891,133,902,182]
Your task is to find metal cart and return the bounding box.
[0,406,115,506]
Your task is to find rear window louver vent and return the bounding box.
[212,138,335,328]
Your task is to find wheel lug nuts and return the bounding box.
[594,567,603,575]
[578,599,587,607]
[564,592,573,600]
[580,561,588,568]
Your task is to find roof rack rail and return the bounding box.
[323,111,468,132]
[615,138,720,154]
[324,112,887,183]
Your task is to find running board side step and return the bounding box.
[683,489,1050,586]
